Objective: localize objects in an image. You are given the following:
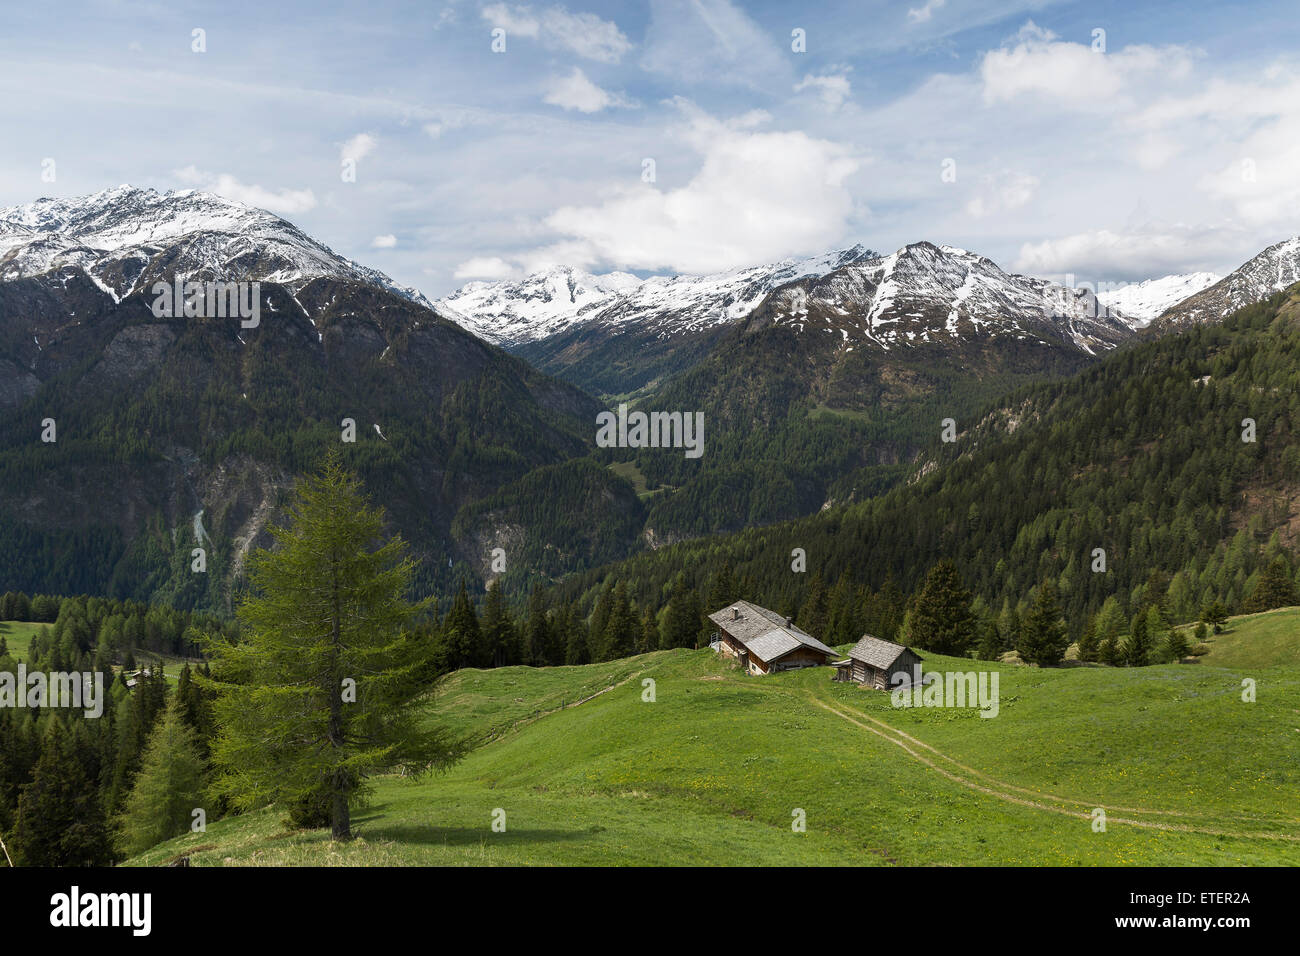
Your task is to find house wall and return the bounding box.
[769,647,830,672]
[716,623,831,676]
[849,652,922,690]
[886,651,923,688]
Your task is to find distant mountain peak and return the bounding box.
[1095,272,1222,326]
[758,240,1135,355]
[0,185,431,309]
[435,244,879,346]
[1150,235,1300,331]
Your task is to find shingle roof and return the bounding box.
[848,634,921,670]
[707,600,839,662]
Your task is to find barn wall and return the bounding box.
[770,648,830,672]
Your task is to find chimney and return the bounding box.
[785,616,792,628]
[731,607,739,620]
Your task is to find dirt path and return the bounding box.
[807,693,1300,842]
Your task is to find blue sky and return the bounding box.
[3,0,1299,296]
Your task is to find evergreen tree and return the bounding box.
[1094,598,1126,666]
[1243,556,1298,612]
[799,572,831,640]
[13,719,114,866]
[637,608,659,655]
[662,574,703,650]
[116,700,208,856]
[1145,605,1171,660]
[1201,600,1228,634]
[207,455,462,841]
[1165,625,1191,662]
[1076,613,1100,662]
[481,581,518,668]
[441,581,482,670]
[588,584,613,655]
[1124,612,1152,667]
[908,560,975,655]
[705,563,737,611]
[564,604,591,665]
[1017,580,1069,666]
[173,662,214,760]
[522,585,549,667]
[972,597,1001,660]
[996,600,1020,655]
[596,582,636,661]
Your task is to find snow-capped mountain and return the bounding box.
[1095,272,1222,326]
[755,242,1135,355]
[0,185,431,308]
[1151,236,1300,330]
[436,245,878,346]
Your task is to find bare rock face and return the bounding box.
[91,324,176,385]
[0,359,39,408]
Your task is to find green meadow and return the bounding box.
[0,620,45,662]
[127,607,1300,867]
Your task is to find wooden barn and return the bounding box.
[832,634,924,690]
[707,600,839,676]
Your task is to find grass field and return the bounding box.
[607,461,672,500]
[0,620,46,662]
[1178,606,1300,669]
[128,609,1300,867]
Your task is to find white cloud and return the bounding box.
[371,233,397,248]
[794,71,852,111]
[908,0,945,24]
[340,133,377,166]
[173,165,317,214]
[980,21,1193,110]
[1132,68,1300,229]
[453,255,520,280]
[1133,133,1182,171]
[543,68,635,113]
[1014,225,1247,282]
[481,3,631,63]
[640,0,789,90]
[533,102,860,273]
[965,169,1039,219]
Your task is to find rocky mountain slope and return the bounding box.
[0,188,638,609]
[753,241,1135,354]
[437,246,878,395]
[1149,236,1300,331]
[0,185,431,307]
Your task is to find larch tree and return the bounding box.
[116,699,207,856]
[207,454,462,841]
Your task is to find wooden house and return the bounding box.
[707,600,839,675]
[832,634,923,689]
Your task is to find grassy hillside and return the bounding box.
[1177,605,1300,669]
[128,641,1300,867]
